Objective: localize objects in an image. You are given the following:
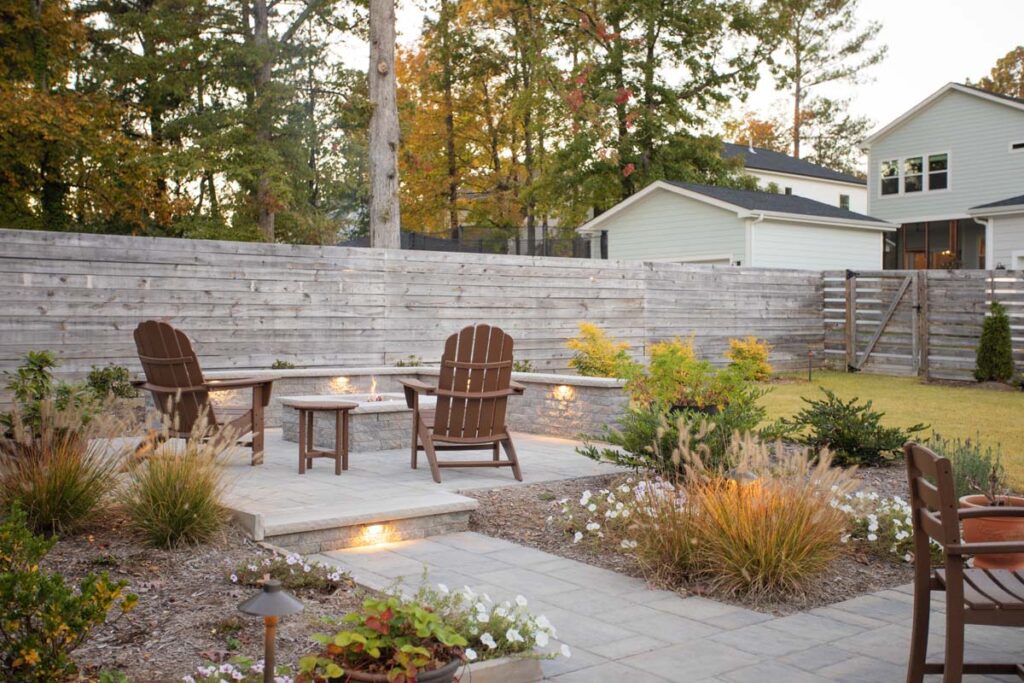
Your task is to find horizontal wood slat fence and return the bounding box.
[0,230,825,390]
[823,269,1024,381]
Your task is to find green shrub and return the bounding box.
[768,388,927,467]
[0,404,124,536]
[566,322,637,377]
[725,336,773,381]
[124,437,228,548]
[0,506,136,682]
[85,365,138,400]
[975,301,1015,382]
[926,433,1005,500]
[1,351,93,435]
[513,359,535,373]
[393,355,423,368]
[271,359,297,370]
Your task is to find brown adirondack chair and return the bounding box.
[400,324,524,483]
[133,320,276,465]
[904,442,1024,683]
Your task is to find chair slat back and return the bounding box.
[432,325,514,440]
[905,442,961,550]
[133,320,215,433]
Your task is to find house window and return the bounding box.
[881,160,899,195]
[904,157,923,193]
[839,194,850,210]
[784,187,793,195]
[928,154,948,190]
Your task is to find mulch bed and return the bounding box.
[45,513,361,682]
[467,466,914,616]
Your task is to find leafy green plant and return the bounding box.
[1,351,93,434]
[85,365,138,399]
[566,322,637,378]
[975,301,1015,382]
[725,336,773,381]
[926,433,1005,500]
[229,552,350,593]
[0,403,125,536]
[768,388,926,467]
[0,506,137,682]
[300,595,468,681]
[394,355,423,367]
[123,433,228,548]
[513,359,536,373]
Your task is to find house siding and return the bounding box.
[992,213,1024,269]
[867,89,1024,223]
[600,188,746,263]
[751,219,883,270]
[749,170,868,214]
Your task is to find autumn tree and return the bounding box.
[723,111,790,152]
[767,0,885,158]
[972,46,1024,100]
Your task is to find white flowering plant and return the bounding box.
[229,553,350,593]
[835,491,941,563]
[182,656,293,683]
[557,480,641,548]
[410,583,571,663]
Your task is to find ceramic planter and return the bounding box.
[959,494,1024,570]
[330,659,462,683]
[457,656,543,683]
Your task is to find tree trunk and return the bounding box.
[439,0,459,240]
[368,0,401,249]
[253,0,275,240]
[792,25,802,159]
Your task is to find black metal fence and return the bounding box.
[339,230,606,259]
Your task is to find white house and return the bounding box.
[721,142,868,213]
[577,180,895,270]
[861,82,1024,269]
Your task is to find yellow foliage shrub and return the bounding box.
[566,322,635,378]
[725,336,773,380]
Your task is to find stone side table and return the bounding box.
[279,398,358,475]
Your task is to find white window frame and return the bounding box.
[877,151,952,197]
[903,156,925,194]
[839,194,851,210]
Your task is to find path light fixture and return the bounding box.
[238,579,304,683]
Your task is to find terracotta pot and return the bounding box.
[331,659,462,683]
[959,494,1024,570]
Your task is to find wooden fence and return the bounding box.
[0,229,825,387]
[824,269,1024,381]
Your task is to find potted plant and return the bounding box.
[298,595,467,683]
[960,458,1024,570]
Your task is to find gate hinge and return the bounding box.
[845,269,859,280]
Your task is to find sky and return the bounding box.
[355,0,1024,136]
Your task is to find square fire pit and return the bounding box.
[280,393,436,453]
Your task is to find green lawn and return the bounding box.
[759,372,1024,487]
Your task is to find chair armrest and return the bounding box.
[399,379,436,394]
[510,380,526,395]
[138,381,206,395]
[959,506,1024,520]
[204,377,279,391]
[946,541,1024,556]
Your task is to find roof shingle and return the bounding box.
[721,143,866,186]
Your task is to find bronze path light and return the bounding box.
[238,579,304,683]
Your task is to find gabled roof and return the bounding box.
[862,82,1024,148]
[968,193,1024,216]
[721,142,866,186]
[576,180,895,234]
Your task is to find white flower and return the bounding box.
[586,522,601,532]
[481,632,497,649]
[248,564,257,572]
[535,630,549,647]
[230,573,238,583]
[560,643,572,658]
[620,539,637,550]
[465,648,478,661]
[303,564,311,573]
[475,602,487,613]
[867,533,878,542]
[536,615,553,632]
[515,595,528,607]
[182,677,196,683]
[587,503,597,512]
[506,627,524,643]
[286,554,300,566]
[437,583,449,594]
[580,491,592,505]
[618,484,630,494]
[573,531,583,544]
[252,661,264,673]
[495,606,508,618]
[476,612,489,623]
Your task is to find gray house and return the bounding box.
[861,82,1024,269]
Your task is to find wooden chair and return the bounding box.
[399,324,524,484]
[904,442,1024,683]
[133,320,276,465]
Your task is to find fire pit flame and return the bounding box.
[367,376,383,402]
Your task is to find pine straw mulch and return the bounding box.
[466,467,914,617]
[44,512,362,683]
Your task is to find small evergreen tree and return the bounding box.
[975,302,1015,382]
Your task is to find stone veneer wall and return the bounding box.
[204,367,627,440]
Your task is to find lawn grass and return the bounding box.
[759,371,1024,487]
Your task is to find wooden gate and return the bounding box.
[825,270,925,376]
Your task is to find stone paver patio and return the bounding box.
[316,532,1023,682]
